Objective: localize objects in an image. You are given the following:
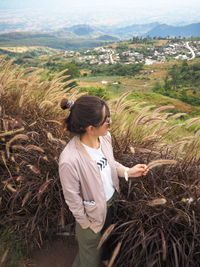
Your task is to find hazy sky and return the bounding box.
[1,0,200,9]
[1,0,200,26]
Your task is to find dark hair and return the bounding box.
[61,95,110,134]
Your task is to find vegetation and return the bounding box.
[79,86,109,99]
[0,57,200,267]
[44,61,80,78]
[153,61,200,106]
[91,63,143,76]
[130,37,157,45]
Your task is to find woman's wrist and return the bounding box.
[124,167,130,181]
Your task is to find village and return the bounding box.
[64,40,200,66]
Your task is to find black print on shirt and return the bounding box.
[97,157,107,171]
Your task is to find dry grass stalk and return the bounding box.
[170,113,187,120]
[6,183,17,193]
[153,105,174,114]
[47,132,66,145]
[39,100,54,109]
[27,164,40,174]
[6,134,28,158]
[160,229,167,261]
[97,224,116,249]
[12,145,27,151]
[37,179,53,196]
[143,117,167,125]
[185,117,200,127]
[26,145,45,153]
[162,112,173,119]
[0,127,25,138]
[147,198,167,206]
[114,91,131,114]
[135,148,160,155]
[195,129,200,136]
[22,192,31,207]
[108,241,122,267]
[129,146,135,154]
[1,151,12,177]
[0,249,9,264]
[28,122,37,127]
[19,95,24,108]
[134,101,147,108]
[132,105,156,126]
[142,135,161,143]
[46,120,62,126]
[116,100,134,113]
[157,124,183,135]
[180,136,195,141]
[16,67,39,79]
[147,159,177,169]
[170,140,189,148]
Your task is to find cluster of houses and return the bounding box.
[64,40,200,66]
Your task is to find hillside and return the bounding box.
[145,23,200,37]
[0,32,110,50]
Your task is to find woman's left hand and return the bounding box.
[128,164,149,178]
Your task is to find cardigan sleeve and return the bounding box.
[59,161,91,229]
[114,160,127,177]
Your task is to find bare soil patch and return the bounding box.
[30,237,77,267]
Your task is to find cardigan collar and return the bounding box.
[74,135,109,162]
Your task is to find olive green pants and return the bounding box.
[72,192,117,267]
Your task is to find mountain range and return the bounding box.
[42,22,200,39]
[0,22,200,40]
[0,22,199,51]
[61,22,160,39]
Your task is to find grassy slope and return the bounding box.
[78,60,200,115]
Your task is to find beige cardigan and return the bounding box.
[59,133,126,233]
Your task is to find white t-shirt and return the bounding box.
[82,143,115,201]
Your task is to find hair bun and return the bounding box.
[60,98,74,110]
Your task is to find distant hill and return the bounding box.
[103,22,160,38]
[0,32,110,50]
[0,32,55,40]
[64,24,96,36]
[60,23,160,39]
[95,35,119,41]
[144,23,200,37]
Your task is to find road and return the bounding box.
[186,42,195,60]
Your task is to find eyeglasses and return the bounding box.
[92,115,112,128]
[104,116,112,125]
[98,116,112,127]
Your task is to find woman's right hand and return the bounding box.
[128,164,149,178]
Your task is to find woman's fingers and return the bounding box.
[128,164,149,178]
[137,164,149,176]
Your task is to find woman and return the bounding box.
[59,95,148,267]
